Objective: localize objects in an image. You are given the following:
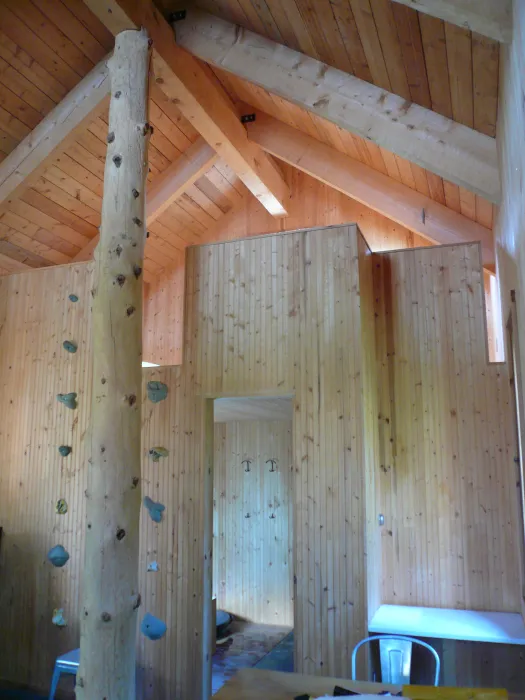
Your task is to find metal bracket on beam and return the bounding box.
[241,114,256,124]
[169,10,187,23]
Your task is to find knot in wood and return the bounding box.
[116,274,126,287]
[101,612,111,622]
[127,393,137,406]
[115,245,122,257]
[126,306,135,317]
[113,154,122,168]
[133,265,142,279]
[107,131,115,144]
[133,217,142,226]
[116,528,126,541]
[114,90,121,98]
[131,477,140,489]
[133,593,142,610]
[132,188,140,199]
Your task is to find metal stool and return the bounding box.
[351,634,440,686]
[49,648,79,699]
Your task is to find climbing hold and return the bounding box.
[143,496,165,523]
[57,393,77,410]
[147,561,159,572]
[55,498,68,515]
[68,294,78,303]
[149,446,169,462]
[147,381,168,403]
[141,613,167,641]
[48,544,70,568]
[58,445,72,457]
[63,340,77,354]
[52,608,67,627]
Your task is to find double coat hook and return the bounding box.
[242,459,252,472]
[266,459,277,472]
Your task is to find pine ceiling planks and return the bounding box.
[0,0,499,277]
[0,0,246,277]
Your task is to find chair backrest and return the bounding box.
[351,635,440,687]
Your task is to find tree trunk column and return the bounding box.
[77,29,150,700]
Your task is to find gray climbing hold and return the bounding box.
[68,294,78,303]
[147,561,159,572]
[57,393,77,410]
[144,496,165,523]
[141,613,167,640]
[52,608,67,627]
[147,381,168,403]
[48,545,70,568]
[63,340,77,354]
[58,445,72,457]
[149,446,169,462]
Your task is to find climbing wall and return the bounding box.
[0,263,93,687]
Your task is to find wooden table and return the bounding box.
[214,669,518,700]
[214,668,399,699]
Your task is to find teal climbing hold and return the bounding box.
[57,393,77,410]
[144,496,165,523]
[68,294,79,303]
[58,446,72,457]
[47,545,70,568]
[63,340,77,354]
[147,381,168,403]
[149,446,169,462]
[141,613,167,640]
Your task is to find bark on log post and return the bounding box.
[77,28,150,700]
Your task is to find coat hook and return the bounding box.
[245,513,251,519]
[266,459,277,472]
[242,459,252,472]
[269,513,276,519]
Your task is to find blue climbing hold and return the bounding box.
[141,612,167,640]
[143,496,165,523]
[48,544,70,568]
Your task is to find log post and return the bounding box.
[77,28,150,700]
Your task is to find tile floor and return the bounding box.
[212,621,293,695]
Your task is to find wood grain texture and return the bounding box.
[175,9,500,203]
[493,0,525,621]
[213,421,293,625]
[374,243,522,611]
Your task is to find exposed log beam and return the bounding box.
[72,136,218,262]
[0,57,109,213]
[175,9,500,204]
[247,111,494,265]
[77,28,149,699]
[83,0,290,217]
[391,0,512,43]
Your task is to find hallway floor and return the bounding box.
[212,621,293,695]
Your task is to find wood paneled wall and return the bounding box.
[213,421,293,626]
[374,243,522,611]
[494,0,525,619]
[0,263,93,690]
[143,254,185,366]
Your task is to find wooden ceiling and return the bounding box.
[0,0,499,278]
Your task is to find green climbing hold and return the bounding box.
[147,381,168,403]
[63,340,77,354]
[58,445,72,457]
[68,294,78,302]
[57,393,77,410]
[149,446,169,462]
[55,498,68,515]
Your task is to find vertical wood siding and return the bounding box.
[213,420,293,626]
[374,243,521,611]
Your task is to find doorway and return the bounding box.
[209,396,294,694]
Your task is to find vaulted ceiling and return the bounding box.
[0,0,503,280]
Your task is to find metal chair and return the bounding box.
[351,635,440,686]
[49,648,80,699]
